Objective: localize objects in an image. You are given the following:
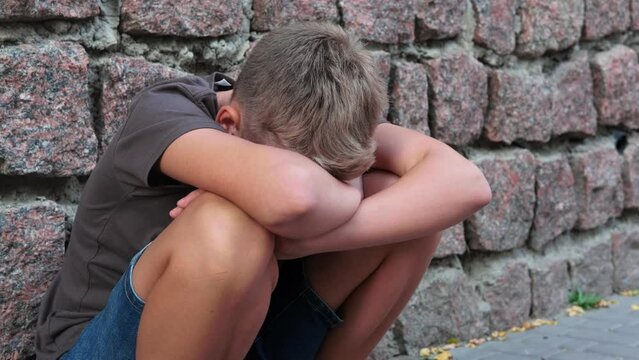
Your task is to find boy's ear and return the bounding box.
[215,105,242,136]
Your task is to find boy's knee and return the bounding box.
[170,192,277,292]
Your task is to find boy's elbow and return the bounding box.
[271,167,318,225]
[470,166,492,209]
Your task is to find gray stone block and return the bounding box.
[569,137,624,230]
[466,148,536,251]
[611,219,639,291]
[396,259,489,355]
[530,152,577,250]
[467,253,531,332]
[0,201,66,360]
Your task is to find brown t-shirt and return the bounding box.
[35,73,234,360]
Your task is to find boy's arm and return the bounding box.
[159,128,361,238]
[275,123,492,258]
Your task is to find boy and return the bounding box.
[36,22,491,360]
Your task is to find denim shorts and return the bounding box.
[60,243,342,360]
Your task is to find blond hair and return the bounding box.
[233,22,387,180]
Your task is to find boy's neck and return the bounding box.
[216,90,234,109]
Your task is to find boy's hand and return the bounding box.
[169,189,204,218]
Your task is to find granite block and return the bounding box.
[467,255,531,331]
[0,201,66,360]
[590,45,639,129]
[471,0,517,55]
[530,152,577,250]
[569,138,624,230]
[551,53,598,137]
[252,0,338,31]
[121,0,244,37]
[582,0,630,40]
[340,0,415,44]
[389,61,429,135]
[484,70,553,144]
[623,134,639,208]
[466,149,537,251]
[0,0,99,21]
[425,52,488,146]
[415,0,466,41]
[515,0,584,57]
[0,41,97,176]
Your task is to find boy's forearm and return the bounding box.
[277,124,492,258]
[264,165,362,239]
[161,129,361,239]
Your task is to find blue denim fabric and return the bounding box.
[59,245,342,360]
[245,259,343,360]
[60,243,149,360]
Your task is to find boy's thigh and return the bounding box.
[60,249,339,360]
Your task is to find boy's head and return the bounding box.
[216,22,387,180]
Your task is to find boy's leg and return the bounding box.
[132,192,278,360]
[307,171,442,359]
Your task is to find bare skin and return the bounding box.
[147,170,441,359]
[131,91,491,359]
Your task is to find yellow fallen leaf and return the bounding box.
[595,299,616,308]
[530,319,557,327]
[419,348,432,357]
[631,304,639,311]
[566,305,585,317]
[490,331,507,340]
[435,351,452,360]
[620,290,639,297]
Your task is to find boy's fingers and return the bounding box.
[169,207,183,219]
[176,189,204,207]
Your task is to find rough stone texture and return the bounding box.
[568,229,614,296]
[623,134,639,208]
[515,0,584,57]
[590,45,639,129]
[434,223,466,258]
[528,255,570,318]
[389,61,430,135]
[0,0,99,21]
[120,0,245,37]
[99,56,187,150]
[569,138,624,230]
[371,50,391,120]
[0,41,97,176]
[633,0,639,30]
[415,0,466,41]
[369,325,402,360]
[611,220,639,291]
[340,0,415,44]
[0,201,66,360]
[252,0,338,31]
[530,152,577,251]
[467,254,531,331]
[466,149,536,251]
[424,52,488,146]
[582,0,631,40]
[397,260,489,355]
[471,0,517,55]
[484,70,553,144]
[551,53,598,137]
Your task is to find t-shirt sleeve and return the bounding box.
[112,83,224,189]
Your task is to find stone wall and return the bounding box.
[1,0,639,359]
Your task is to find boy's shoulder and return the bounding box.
[130,73,234,118]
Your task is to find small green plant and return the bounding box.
[569,289,602,309]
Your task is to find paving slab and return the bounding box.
[446,295,639,360]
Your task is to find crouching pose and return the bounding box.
[36,22,491,360]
